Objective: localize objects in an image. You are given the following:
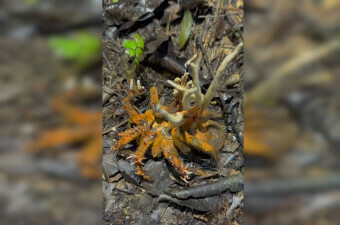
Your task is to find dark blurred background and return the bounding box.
[244,0,340,224]
[0,0,339,225]
[0,0,102,224]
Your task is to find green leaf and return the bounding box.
[123,39,137,50]
[125,49,136,56]
[135,48,143,59]
[134,58,140,65]
[179,10,193,49]
[134,33,144,49]
[48,32,101,65]
[113,0,119,2]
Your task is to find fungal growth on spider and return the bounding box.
[112,43,243,182]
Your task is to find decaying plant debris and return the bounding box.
[102,0,244,224]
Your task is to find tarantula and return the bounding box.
[112,86,216,181]
[112,42,243,182]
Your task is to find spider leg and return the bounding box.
[151,134,163,158]
[162,139,193,181]
[27,127,93,153]
[123,97,154,125]
[171,127,191,154]
[172,127,217,161]
[143,110,155,124]
[184,132,217,161]
[112,126,145,151]
[78,136,102,179]
[150,86,170,117]
[150,86,160,109]
[133,132,157,181]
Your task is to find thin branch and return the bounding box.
[102,119,128,135]
[244,39,340,105]
[198,13,244,18]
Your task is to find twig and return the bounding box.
[155,206,168,225]
[103,86,124,99]
[208,0,222,46]
[193,214,208,222]
[226,192,243,218]
[198,13,244,18]
[165,13,172,36]
[196,17,210,67]
[103,50,113,71]
[173,173,243,199]
[102,119,128,135]
[188,209,195,225]
[222,152,239,168]
[246,173,340,196]
[244,39,340,105]
[114,185,138,195]
[158,194,220,212]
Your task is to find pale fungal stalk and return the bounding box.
[182,87,197,111]
[154,104,184,125]
[129,79,134,90]
[157,42,243,124]
[200,42,243,113]
[167,80,188,92]
[136,79,145,91]
[188,63,203,108]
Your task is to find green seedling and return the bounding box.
[123,33,145,65]
[48,32,101,69]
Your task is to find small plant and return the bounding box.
[123,33,145,65]
[122,33,145,96]
[48,32,101,68]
